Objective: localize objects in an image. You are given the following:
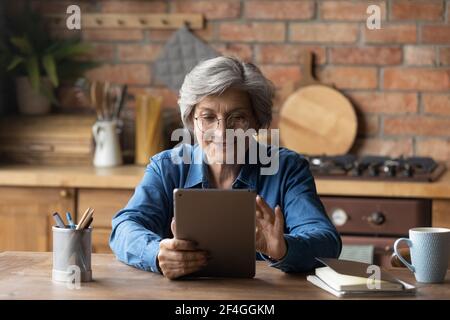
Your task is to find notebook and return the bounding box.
[307,257,416,298]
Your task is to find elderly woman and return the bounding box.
[110,56,341,279]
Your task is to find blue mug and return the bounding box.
[394,227,450,283]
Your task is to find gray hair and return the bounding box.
[178,56,275,130]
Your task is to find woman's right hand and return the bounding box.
[157,219,209,280]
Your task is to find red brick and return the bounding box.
[255,45,326,65]
[127,87,179,109]
[172,0,240,19]
[78,43,116,62]
[245,0,314,20]
[357,114,380,136]
[85,64,151,86]
[347,92,418,114]
[404,46,437,66]
[363,24,417,44]
[49,29,82,40]
[212,44,253,62]
[148,30,173,42]
[391,0,444,21]
[351,138,413,157]
[440,48,450,65]
[318,66,378,89]
[149,23,215,42]
[383,68,450,91]
[82,29,144,41]
[31,0,95,13]
[320,1,387,21]
[100,1,167,13]
[384,116,450,136]
[273,85,296,112]
[117,44,162,62]
[422,25,450,44]
[290,23,358,43]
[416,138,450,161]
[329,47,402,65]
[423,94,450,115]
[219,22,285,42]
[259,65,302,87]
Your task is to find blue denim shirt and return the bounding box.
[110,143,341,274]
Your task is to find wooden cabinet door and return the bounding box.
[0,187,75,252]
[78,189,133,253]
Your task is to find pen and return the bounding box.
[66,212,75,229]
[52,212,66,228]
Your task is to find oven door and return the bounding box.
[321,196,431,268]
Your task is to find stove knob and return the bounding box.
[368,165,379,177]
[368,211,385,226]
[383,165,396,177]
[402,164,413,177]
[331,208,348,227]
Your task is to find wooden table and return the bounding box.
[1,252,449,300]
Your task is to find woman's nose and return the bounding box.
[214,119,227,138]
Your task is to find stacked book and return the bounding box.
[307,258,416,298]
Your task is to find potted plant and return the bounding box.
[0,5,94,115]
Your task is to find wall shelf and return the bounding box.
[46,13,204,30]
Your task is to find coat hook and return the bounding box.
[183,20,191,29]
[139,18,148,25]
[96,18,103,25]
[117,19,125,26]
[161,18,169,25]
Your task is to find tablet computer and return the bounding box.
[173,188,256,278]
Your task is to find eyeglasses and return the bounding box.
[194,113,250,132]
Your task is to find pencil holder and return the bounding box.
[52,226,92,283]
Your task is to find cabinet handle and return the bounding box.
[60,189,70,198]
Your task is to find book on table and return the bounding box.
[307,257,416,298]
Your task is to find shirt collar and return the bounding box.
[183,143,260,190]
[184,144,208,188]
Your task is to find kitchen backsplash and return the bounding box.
[5,0,450,161]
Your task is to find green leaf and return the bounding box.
[53,41,91,60]
[10,36,33,55]
[26,57,40,92]
[42,54,58,87]
[6,56,25,71]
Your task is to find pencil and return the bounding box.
[78,208,94,230]
[76,207,92,230]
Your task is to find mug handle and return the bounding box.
[394,238,415,273]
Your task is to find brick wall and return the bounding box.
[10,0,450,161]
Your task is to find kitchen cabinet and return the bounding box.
[0,185,133,253]
[78,189,134,253]
[0,187,75,251]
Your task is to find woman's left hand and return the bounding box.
[255,195,287,261]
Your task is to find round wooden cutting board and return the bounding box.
[279,53,357,155]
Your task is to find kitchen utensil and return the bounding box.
[135,94,163,165]
[279,52,357,155]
